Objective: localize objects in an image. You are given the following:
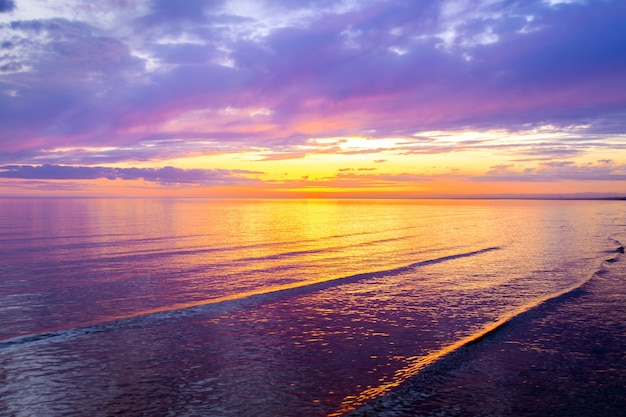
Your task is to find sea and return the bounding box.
[0,198,624,417]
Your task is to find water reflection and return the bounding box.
[0,198,623,416]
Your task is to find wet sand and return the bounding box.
[348,253,626,417]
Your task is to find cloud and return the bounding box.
[257,151,308,161]
[147,0,221,22]
[0,0,15,13]
[0,138,247,166]
[0,61,20,71]
[0,164,262,186]
[264,169,437,190]
[0,0,624,168]
[477,160,626,182]
[316,159,626,187]
[0,18,146,153]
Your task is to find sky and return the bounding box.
[0,0,625,198]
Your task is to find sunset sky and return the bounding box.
[1,0,625,198]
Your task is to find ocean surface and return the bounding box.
[0,198,624,416]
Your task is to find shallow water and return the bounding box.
[347,241,626,417]
[0,198,624,416]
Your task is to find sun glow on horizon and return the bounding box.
[3,123,626,198]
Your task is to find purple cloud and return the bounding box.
[320,160,626,186]
[0,164,262,186]
[0,0,15,13]
[0,0,624,168]
[477,160,626,182]
[136,0,228,31]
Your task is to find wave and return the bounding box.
[0,247,500,350]
[0,221,405,258]
[2,229,402,269]
[0,231,136,245]
[333,243,623,417]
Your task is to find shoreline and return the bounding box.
[346,253,626,417]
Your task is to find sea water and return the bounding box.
[0,198,624,416]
